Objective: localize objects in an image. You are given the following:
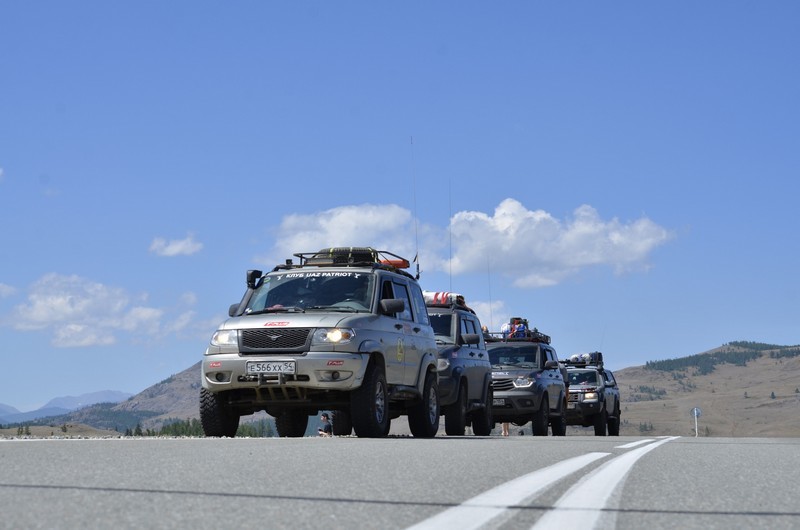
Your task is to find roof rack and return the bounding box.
[564,351,604,369]
[285,247,415,278]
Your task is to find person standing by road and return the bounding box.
[318,413,332,437]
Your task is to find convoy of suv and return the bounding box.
[200,246,622,438]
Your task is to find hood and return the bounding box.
[218,312,369,330]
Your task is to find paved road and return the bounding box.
[1,436,798,529]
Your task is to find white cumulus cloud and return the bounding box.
[266,203,420,263]
[447,199,673,288]
[267,199,673,290]
[149,234,203,257]
[0,283,16,298]
[10,273,183,347]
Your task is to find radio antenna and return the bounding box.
[448,177,453,291]
[410,136,420,279]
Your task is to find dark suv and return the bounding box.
[200,247,440,439]
[565,351,621,436]
[424,291,493,436]
[487,321,568,436]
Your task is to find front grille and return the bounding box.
[568,393,579,402]
[240,328,311,353]
[493,378,514,392]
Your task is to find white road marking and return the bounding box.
[615,439,655,449]
[407,452,609,530]
[532,436,681,530]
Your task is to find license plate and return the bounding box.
[567,402,576,409]
[493,398,505,406]
[246,361,296,374]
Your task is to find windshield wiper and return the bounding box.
[247,306,306,315]
[305,305,359,313]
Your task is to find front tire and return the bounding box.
[351,360,389,437]
[444,384,467,436]
[594,407,608,436]
[200,388,239,437]
[275,410,308,437]
[471,385,494,436]
[408,371,440,438]
[607,406,620,436]
[532,395,549,436]
[551,399,567,436]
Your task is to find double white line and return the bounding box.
[408,437,679,530]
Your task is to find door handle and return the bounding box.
[395,324,403,330]
[413,327,421,333]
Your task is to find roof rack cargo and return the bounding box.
[486,318,551,344]
[564,351,604,369]
[422,291,475,314]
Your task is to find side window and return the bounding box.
[392,281,413,322]
[604,371,616,386]
[408,283,430,325]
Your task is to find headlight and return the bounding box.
[312,328,356,345]
[513,377,534,388]
[437,358,451,371]
[210,329,238,346]
[583,392,599,401]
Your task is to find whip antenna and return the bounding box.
[410,136,420,279]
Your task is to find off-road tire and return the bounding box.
[408,371,440,438]
[332,409,352,436]
[607,407,620,436]
[200,388,240,437]
[532,395,549,436]
[551,399,567,436]
[471,385,494,436]
[594,407,608,436]
[275,410,309,437]
[351,360,389,438]
[444,384,467,436]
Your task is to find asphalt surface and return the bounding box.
[1,435,798,529]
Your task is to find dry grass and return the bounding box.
[614,354,800,437]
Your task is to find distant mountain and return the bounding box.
[0,403,20,416]
[43,390,133,411]
[0,390,132,425]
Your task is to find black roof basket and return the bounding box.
[290,247,414,277]
[564,351,604,369]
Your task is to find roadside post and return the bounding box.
[691,407,702,437]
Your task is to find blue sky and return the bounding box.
[1,2,798,411]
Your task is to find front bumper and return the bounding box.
[490,389,543,422]
[201,351,368,393]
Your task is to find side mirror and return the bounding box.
[380,298,405,315]
[228,303,240,317]
[544,360,559,370]
[461,333,480,345]
[246,269,263,289]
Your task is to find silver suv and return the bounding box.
[200,247,440,438]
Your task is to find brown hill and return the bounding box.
[111,361,202,429]
[611,346,800,437]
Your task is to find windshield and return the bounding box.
[488,345,539,369]
[569,370,599,385]
[245,271,374,313]
[429,313,454,343]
